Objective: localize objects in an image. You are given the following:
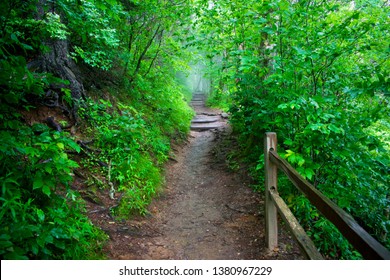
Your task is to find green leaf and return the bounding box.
[305,168,315,180]
[293,46,307,55]
[328,124,344,134]
[0,240,13,249]
[44,165,53,174]
[297,156,305,167]
[67,140,80,153]
[21,43,33,50]
[284,150,295,158]
[33,177,44,190]
[36,209,45,222]
[4,251,28,260]
[277,103,288,110]
[262,26,274,34]
[31,244,39,255]
[284,138,293,146]
[42,185,51,196]
[10,33,18,42]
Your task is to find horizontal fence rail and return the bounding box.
[264,132,390,260]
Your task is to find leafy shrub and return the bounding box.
[0,1,108,258]
[0,121,107,259]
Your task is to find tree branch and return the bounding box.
[144,29,164,77]
[131,24,162,80]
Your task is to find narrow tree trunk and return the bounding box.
[131,24,162,81]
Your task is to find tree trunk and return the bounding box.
[34,0,85,119]
[40,38,85,101]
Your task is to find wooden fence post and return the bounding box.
[265,132,278,250]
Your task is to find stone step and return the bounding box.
[190,101,205,106]
[190,123,224,131]
[191,117,220,123]
[197,113,219,116]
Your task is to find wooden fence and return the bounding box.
[264,132,390,260]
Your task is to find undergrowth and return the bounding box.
[0,114,107,259]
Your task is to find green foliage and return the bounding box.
[0,0,110,259]
[0,120,107,259]
[58,0,122,70]
[194,0,390,259]
[0,0,197,260]
[43,12,69,40]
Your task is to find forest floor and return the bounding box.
[89,95,304,260]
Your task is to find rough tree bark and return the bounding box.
[34,0,85,119]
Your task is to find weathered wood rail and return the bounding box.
[264,132,390,260]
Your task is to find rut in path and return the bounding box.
[102,92,303,260]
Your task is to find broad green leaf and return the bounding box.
[33,177,44,190]
[305,168,315,180]
[36,209,45,222]
[42,185,51,197]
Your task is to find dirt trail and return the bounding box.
[99,93,303,260]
